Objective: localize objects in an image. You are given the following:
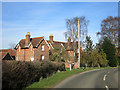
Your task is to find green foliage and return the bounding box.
[99,49,108,66]
[100,37,118,67]
[2,61,65,89]
[81,49,108,67]
[85,36,94,53]
[81,52,90,67]
[81,36,108,67]
[118,56,120,65]
[91,49,108,67]
[49,46,70,62]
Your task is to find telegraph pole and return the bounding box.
[78,19,80,69]
[118,20,120,58]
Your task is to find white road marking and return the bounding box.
[103,74,107,81]
[108,72,109,74]
[105,85,109,90]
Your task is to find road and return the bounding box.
[54,68,119,89]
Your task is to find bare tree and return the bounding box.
[119,18,120,57]
[97,16,119,48]
[9,42,16,50]
[65,16,89,68]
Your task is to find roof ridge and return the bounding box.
[0,49,12,51]
[47,40,67,43]
[20,36,44,40]
[31,36,44,39]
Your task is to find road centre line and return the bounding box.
[103,74,107,81]
[105,85,109,90]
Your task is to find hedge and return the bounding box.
[2,60,65,89]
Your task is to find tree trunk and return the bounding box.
[97,64,100,68]
[92,63,93,68]
[85,63,87,68]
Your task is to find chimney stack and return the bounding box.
[68,37,71,45]
[25,32,30,47]
[49,34,53,42]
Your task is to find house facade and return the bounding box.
[15,32,82,67]
[15,32,51,61]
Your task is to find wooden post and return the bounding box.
[78,19,80,69]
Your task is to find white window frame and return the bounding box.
[41,55,44,61]
[41,44,44,51]
[31,56,34,61]
[31,45,33,51]
[16,57,19,61]
[77,49,79,53]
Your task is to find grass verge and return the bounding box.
[25,67,105,89]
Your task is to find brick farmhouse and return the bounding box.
[15,32,82,67]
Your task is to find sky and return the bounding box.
[2,2,118,49]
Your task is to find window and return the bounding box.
[74,52,76,56]
[16,57,19,61]
[41,55,44,61]
[77,49,79,53]
[41,44,44,51]
[31,45,33,51]
[31,56,34,61]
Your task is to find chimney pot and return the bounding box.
[49,34,53,42]
[68,37,71,43]
[25,32,30,47]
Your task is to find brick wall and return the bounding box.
[16,47,24,61]
[34,40,50,61]
[16,45,34,61]
[24,46,34,61]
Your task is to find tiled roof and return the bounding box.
[0,51,7,60]
[15,36,82,51]
[46,40,75,50]
[0,49,16,56]
[0,49,15,60]
[15,37,44,49]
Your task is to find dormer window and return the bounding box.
[41,44,44,51]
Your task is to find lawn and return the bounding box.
[25,67,104,89]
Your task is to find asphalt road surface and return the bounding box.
[54,68,119,89]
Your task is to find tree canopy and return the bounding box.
[85,36,93,53]
[100,37,118,67]
[49,46,70,62]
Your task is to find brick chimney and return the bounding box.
[68,37,71,45]
[67,37,71,50]
[25,32,30,47]
[49,34,53,42]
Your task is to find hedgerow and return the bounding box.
[2,60,65,89]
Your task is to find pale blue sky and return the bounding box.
[2,2,118,49]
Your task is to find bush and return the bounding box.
[2,60,65,89]
[2,61,37,89]
[57,63,66,71]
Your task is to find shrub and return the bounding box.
[57,62,66,71]
[2,60,65,89]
